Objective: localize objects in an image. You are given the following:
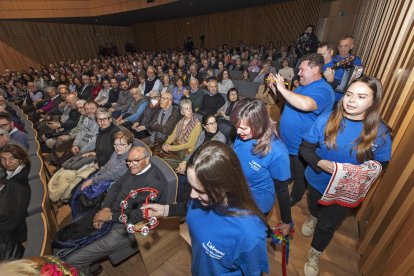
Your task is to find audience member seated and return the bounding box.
[217,69,234,97]
[240,69,250,82]
[253,60,276,84]
[116,88,148,126]
[229,57,245,71]
[217,88,239,121]
[181,78,204,112]
[21,81,43,114]
[126,71,138,88]
[71,130,134,217]
[78,74,93,100]
[86,108,119,168]
[0,112,29,149]
[143,66,161,96]
[172,77,187,106]
[50,99,87,166]
[185,64,204,86]
[70,101,99,155]
[35,86,63,117]
[175,114,226,175]
[248,57,261,72]
[94,79,111,106]
[160,100,201,169]
[110,79,132,118]
[0,129,24,153]
[278,58,295,82]
[130,90,161,138]
[197,79,225,116]
[0,178,30,260]
[103,78,120,109]
[63,146,167,275]
[90,75,101,100]
[135,91,181,146]
[160,74,174,95]
[0,144,30,185]
[42,94,81,149]
[70,76,82,93]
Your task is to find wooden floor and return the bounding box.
[54,104,360,275]
[56,191,360,276]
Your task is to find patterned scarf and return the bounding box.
[175,115,199,144]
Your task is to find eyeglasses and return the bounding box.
[114,143,127,148]
[0,123,10,127]
[125,155,147,165]
[205,121,217,126]
[96,117,110,123]
[150,96,159,100]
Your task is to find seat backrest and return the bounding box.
[217,119,236,145]
[133,138,152,156]
[150,156,177,204]
[229,70,242,80]
[249,72,259,81]
[24,212,51,257]
[237,81,260,98]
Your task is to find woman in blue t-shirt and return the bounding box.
[299,76,392,276]
[143,141,269,275]
[230,98,292,234]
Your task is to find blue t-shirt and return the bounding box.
[323,60,335,72]
[233,136,290,213]
[186,200,268,276]
[332,54,363,81]
[279,78,335,155]
[304,112,392,194]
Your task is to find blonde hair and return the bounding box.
[0,259,39,276]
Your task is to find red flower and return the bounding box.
[40,264,63,276]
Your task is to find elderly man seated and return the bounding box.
[64,146,167,275]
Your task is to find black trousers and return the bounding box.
[308,186,350,252]
[289,154,308,202]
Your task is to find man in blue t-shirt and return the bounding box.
[317,42,335,85]
[270,53,335,206]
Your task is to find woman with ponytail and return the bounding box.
[299,76,392,276]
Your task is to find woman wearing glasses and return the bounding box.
[83,108,120,167]
[71,130,133,217]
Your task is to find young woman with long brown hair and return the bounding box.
[230,98,292,234]
[143,141,269,275]
[299,76,392,276]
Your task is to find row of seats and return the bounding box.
[14,104,183,273]
[8,103,57,257]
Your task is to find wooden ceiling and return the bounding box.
[0,0,285,26]
[0,0,176,19]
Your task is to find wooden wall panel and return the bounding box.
[132,0,322,50]
[316,0,359,45]
[0,21,135,71]
[347,0,414,275]
[0,0,176,19]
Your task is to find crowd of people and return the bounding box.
[0,30,391,276]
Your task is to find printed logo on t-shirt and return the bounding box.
[202,241,225,260]
[249,160,261,171]
[371,143,378,152]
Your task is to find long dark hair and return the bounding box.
[187,141,265,221]
[325,76,389,162]
[230,98,278,156]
